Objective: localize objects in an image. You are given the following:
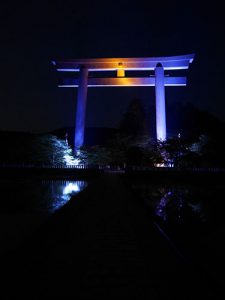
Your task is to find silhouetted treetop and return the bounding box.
[119,97,148,137]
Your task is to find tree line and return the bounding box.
[1,98,225,167]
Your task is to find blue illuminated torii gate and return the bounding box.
[52,54,195,153]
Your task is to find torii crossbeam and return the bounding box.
[52,54,195,152]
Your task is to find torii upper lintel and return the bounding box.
[52,54,195,152]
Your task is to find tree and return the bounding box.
[0,132,76,166]
[78,145,112,165]
[32,134,75,165]
[78,134,164,167]
[119,97,148,138]
[191,134,225,167]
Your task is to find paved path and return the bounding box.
[1,174,220,299]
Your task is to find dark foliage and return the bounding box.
[0,131,70,165]
[119,97,148,137]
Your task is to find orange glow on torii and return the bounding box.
[52,54,195,152]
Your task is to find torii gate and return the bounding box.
[52,54,195,153]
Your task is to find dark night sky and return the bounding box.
[0,0,225,132]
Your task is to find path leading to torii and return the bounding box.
[1,174,218,299]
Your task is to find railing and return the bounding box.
[127,166,225,173]
[0,164,225,173]
[0,163,95,169]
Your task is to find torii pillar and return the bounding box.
[155,63,166,141]
[74,66,88,152]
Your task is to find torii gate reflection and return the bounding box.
[52,54,195,153]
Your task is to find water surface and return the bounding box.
[0,179,88,253]
[131,181,225,282]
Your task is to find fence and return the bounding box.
[1,164,225,173]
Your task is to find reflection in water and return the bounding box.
[0,179,88,215]
[131,181,225,281]
[154,188,188,223]
[44,181,88,213]
[0,179,88,254]
[63,182,81,194]
[133,184,208,225]
[155,191,171,221]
